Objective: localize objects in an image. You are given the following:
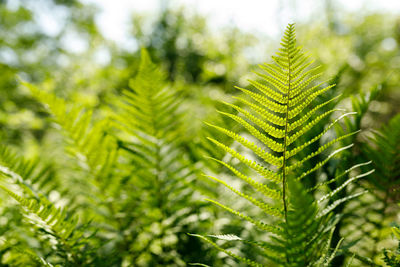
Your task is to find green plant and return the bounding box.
[110,49,216,266]
[359,113,400,263]
[325,85,381,266]
[331,98,400,265]
[1,19,399,267]
[192,23,373,266]
[0,49,218,266]
[0,145,92,266]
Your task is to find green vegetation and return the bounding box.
[0,1,399,266]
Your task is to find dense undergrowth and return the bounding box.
[0,21,399,267]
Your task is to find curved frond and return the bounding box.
[24,83,118,182]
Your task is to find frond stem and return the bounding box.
[282,30,292,264]
[282,100,289,223]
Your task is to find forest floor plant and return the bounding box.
[191,23,374,266]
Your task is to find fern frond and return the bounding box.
[0,145,57,194]
[24,82,118,183]
[0,185,78,241]
[110,49,213,266]
[0,160,87,265]
[196,23,373,266]
[0,240,54,267]
[346,111,400,260]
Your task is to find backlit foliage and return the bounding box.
[193,24,374,266]
[0,21,398,267]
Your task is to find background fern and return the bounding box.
[0,145,92,265]
[107,49,218,266]
[0,51,219,266]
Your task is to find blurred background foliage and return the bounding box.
[0,0,399,266]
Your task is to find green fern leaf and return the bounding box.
[111,49,212,266]
[196,23,373,266]
[24,83,118,184]
[0,156,86,265]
